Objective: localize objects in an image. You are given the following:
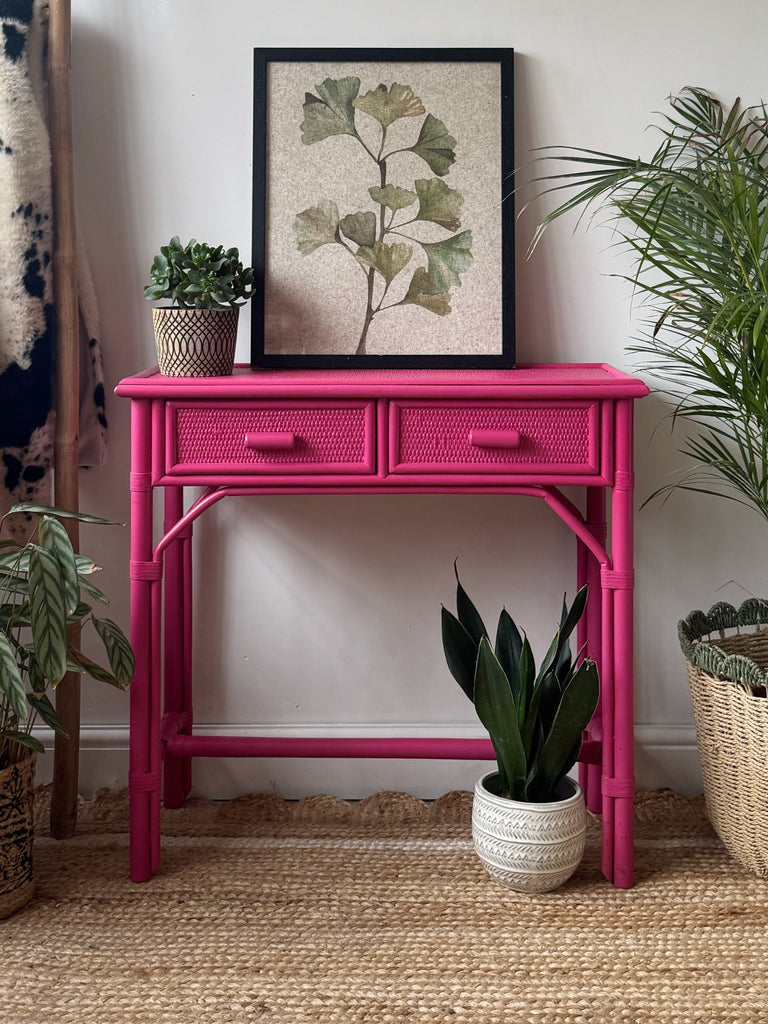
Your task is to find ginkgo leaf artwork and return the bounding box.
[253,50,513,365]
[293,77,473,355]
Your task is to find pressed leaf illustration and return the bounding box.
[294,77,473,354]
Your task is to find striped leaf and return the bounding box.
[92,616,135,685]
[0,633,27,719]
[28,547,68,685]
[39,516,80,614]
[68,648,127,690]
[9,502,119,525]
[1,730,44,753]
[27,693,68,737]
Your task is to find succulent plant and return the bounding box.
[441,567,599,802]
[144,236,255,309]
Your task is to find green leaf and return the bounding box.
[369,184,417,212]
[453,564,487,646]
[92,617,135,685]
[2,731,44,753]
[494,609,523,701]
[0,633,27,719]
[27,693,68,737]
[8,503,118,525]
[68,649,128,690]
[294,202,341,255]
[421,231,473,292]
[474,637,527,800]
[28,547,68,685]
[39,516,79,615]
[414,178,464,231]
[406,114,457,176]
[531,660,600,801]
[441,607,477,702]
[75,555,101,576]
[355,241,412,285]
[517,636,535,730]
[300,77,360,144]
[353,83,425,127]
[77,575,111,606]
[339,211,377,248]
[400,268,452,316]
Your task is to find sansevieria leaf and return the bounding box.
[0,633,27,719]
[28,547,68,685]
[474,637,527,800]
[92,616,135,685]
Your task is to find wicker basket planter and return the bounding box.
[0,752,36,919]
[152,307,239,377]
[679,599,768,876]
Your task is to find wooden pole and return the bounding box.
[48,0,81,839]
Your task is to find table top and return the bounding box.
[116,363,650,400]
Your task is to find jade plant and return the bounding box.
[144,236,255,309]
[0,503,134,770]
[295,78,473,355]
[441,568,599,802]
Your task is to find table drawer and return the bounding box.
[166,401,376,475]
[389,401,600,474]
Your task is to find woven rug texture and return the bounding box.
[2,788,767,1024]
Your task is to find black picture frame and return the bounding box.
[252,47,514,369]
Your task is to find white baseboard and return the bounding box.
[33,722,703,799]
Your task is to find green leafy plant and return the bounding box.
[441,568,599,802]
[0,503,134,770]
[525,87,768,517]
[144,236,255,309]
[295,78,473,355]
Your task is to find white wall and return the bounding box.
[38,0,768,798]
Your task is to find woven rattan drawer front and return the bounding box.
[166,401,376,476]
[389,401,600,475]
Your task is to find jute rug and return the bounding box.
[3,788,767,1024]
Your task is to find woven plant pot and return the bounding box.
[679,599,768,876]
[152,307,239,377]
[0,751,36,919]
[472,772,586,892]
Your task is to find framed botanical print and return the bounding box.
[252,48,514,368]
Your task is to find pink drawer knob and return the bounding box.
[469,428,522,449]
[244,431,297,450]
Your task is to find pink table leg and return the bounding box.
[128,400,161,882]
[585,487,606,816]
[609,399,636,889]
[163,487,193,808]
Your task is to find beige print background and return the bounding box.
[263,61,504,357]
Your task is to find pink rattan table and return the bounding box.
[116,363,648,887]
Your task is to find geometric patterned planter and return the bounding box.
[0,752,36,919]
[153,307,239,377]
[472,772,587,892]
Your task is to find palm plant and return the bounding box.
[526,87,768,516]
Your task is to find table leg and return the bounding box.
[128,401,161,882]
[609,399,636,889]
[584,487,605,816]
[163,487,193,808]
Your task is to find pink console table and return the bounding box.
[116,363,648,888]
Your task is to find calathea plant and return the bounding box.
[0,504,134,769]
[295,78,473,355]
[144,236,255,309]
[441,569,599,802]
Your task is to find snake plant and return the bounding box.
[525,86,768,518]
[0,503,134,769]
[441,567,599,802]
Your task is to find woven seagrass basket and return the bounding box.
[0,751,36,919]
[152,307,239,377]
[679,599,768,876]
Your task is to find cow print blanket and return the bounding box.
[0,0,106,538]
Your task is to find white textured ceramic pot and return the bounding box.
[152,307,239,377]
[472,772,587,893]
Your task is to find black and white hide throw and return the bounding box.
[0,0,106,538]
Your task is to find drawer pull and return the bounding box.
[244,431,297,450]
[469,428,521,450]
